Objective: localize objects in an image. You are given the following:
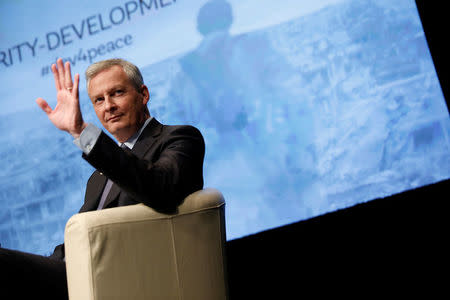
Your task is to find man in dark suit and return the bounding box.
[0,58,204,299]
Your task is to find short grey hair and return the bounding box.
[85,58,144,91]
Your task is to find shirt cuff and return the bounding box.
[73,123,102,155]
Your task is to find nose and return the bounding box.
[104,97,116,112]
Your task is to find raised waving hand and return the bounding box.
[36,58,87,138]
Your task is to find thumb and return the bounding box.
[36,98,53,115]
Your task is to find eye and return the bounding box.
[114,89,124,96]
[94,97,104,103]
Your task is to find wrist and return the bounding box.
[70,122,88,139]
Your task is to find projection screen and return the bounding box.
[0,0,449,255]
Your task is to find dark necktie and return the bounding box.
[96,179,113,210]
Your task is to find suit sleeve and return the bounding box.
[81,125,205,212]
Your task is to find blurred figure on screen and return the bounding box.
[149,0,321,219]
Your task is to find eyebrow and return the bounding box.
[90,84,127,99]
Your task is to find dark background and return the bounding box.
[225,2,449,298]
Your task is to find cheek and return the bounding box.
[122,100,139,118]
[94,108,106,124]
[94,108,102,119]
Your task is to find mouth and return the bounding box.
[107,114,123,122]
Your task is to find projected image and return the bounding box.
[0,0,449,254]
[142,0,450,237]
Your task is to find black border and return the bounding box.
[416,1,450,114]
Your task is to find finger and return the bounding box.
[64,61,73,89]
[73,73,80,97]
[51,63,61,90]
[36,98,53,114]
[56,58,65,90]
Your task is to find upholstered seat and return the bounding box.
[64,188,227,300]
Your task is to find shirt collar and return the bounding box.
[119,116,153,149]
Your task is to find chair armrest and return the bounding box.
[64,188,227,300]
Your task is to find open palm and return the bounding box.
[36,58,86,138]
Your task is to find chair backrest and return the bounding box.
[65,188,227,300]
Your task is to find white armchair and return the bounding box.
[64,188,227,300]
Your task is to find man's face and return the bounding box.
[88,65,149,143]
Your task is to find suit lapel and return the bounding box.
[131,117,163,158]
[81,171,108,212]
[103,181,121,208]
[100,118,163,209]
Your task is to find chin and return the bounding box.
[107,123,134,138]
[105,124,123,136]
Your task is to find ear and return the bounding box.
[140,84,150,105]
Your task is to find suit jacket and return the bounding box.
[50,118,205,260]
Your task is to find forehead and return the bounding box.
[88,65,131,96]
